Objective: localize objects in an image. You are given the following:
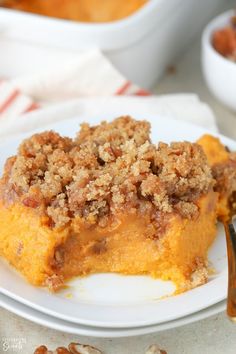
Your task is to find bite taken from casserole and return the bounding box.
[0,116,234,293]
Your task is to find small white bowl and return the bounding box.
[202,10,236,112]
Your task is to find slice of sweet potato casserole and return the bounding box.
[0,116,235,292]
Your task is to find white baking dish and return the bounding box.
[0,0,224,88]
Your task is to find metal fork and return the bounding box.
[222,198,236,322]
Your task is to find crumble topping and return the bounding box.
[44,274,65,292]
[212,152,236,200]
[0,116,213,228]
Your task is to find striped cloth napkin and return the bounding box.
[0,49,217,136]
[0,50,149,119]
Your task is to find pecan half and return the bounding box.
[145,344,167,354]
[69,342,102,354]
[34,345,52,354]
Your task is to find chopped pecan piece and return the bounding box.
[22,196,40,208]
[145,344,167,354]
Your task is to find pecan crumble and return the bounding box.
[0,116,213,229]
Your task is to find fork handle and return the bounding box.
[224,222,236,322]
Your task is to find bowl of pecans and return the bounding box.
[202,9,236,112]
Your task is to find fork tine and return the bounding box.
[229,223,236,253]
[224,221,236,322]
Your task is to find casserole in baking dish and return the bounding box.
[1,0,148,23]
[0,0,224,87]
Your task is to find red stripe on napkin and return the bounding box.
[0,89,20,114]
[116,81,131,95]
[135,89,151,96]
[23,102,40,114]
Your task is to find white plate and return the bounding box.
[0,114,233,328]
[0,292,226,338]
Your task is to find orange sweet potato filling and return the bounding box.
[0,191,217,292]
